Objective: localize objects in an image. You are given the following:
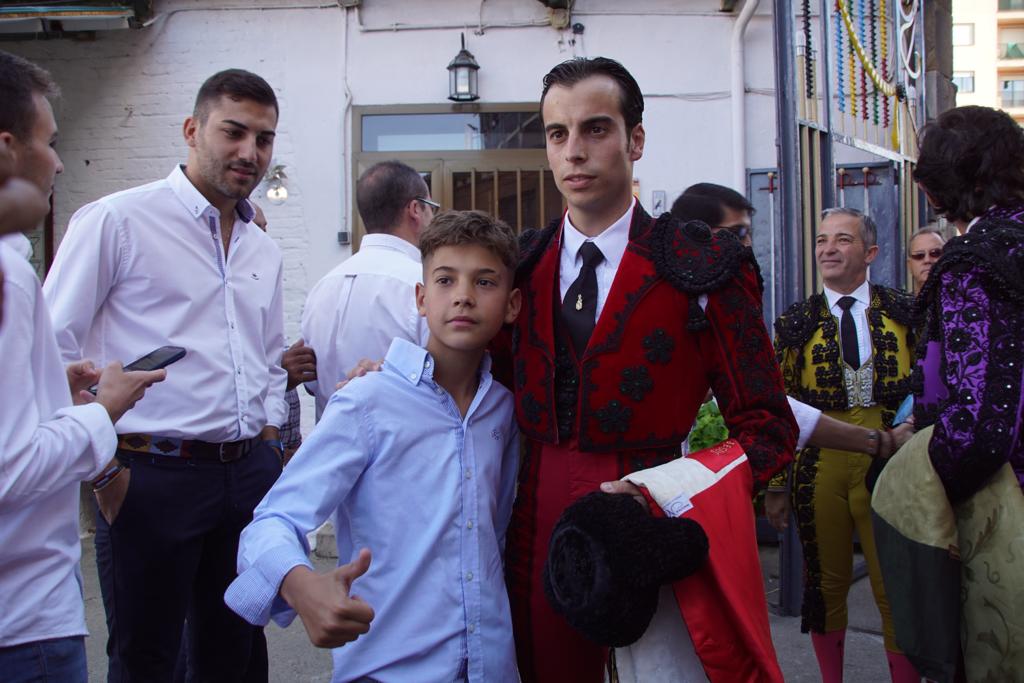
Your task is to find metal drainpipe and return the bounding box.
[731,0,760,192]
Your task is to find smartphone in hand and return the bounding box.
[891,394,914,427]
[88,346,186,394]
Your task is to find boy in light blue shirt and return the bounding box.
[225,210,522,683]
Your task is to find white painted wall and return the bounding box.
[6,0,781,429]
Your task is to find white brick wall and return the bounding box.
[6,0,780,435]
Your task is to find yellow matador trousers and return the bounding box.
[790,404,898,651]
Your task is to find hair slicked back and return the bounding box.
[540,57,644,131]
[821,206,878,247]
[193,68,278,123]
[0,50,58,140]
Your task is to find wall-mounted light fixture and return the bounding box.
[447,33,480,102]
[265,164,288,205]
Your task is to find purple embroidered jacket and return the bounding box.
[914,205,1024,504]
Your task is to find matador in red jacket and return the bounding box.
[503,57,798,682]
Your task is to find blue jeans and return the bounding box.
[0,636,88,683]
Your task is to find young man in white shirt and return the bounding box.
[0,50,164,683]
[43,69,288,682]
[301,160,435,419]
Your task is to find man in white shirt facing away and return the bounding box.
[43,69,288,683]
[301,160,434,420]
[0,50,164,683]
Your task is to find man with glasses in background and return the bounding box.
[300,160,436,420]
[671,182,753,247]
[906,226,946,296]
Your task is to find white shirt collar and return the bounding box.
[0,232,33,260]
[359,232,422,263]
[823,279,870,310]
[167,164,255,223]
[562,198,635,266]
[966,215,982,234]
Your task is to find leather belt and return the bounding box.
[117,433,257,462]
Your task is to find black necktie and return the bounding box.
[837,296,860,369]
[562,242,604,357]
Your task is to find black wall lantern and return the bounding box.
[447,33,480,102]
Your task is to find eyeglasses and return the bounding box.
[908,248,943,261]
[718,224,750,240]
[416,197,441,211]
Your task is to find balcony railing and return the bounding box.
[1001,88,1024,107]
[1000,42,1024,59]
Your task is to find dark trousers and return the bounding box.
[94,442,281,683]
[0,636,87,683]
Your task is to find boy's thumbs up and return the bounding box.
[281,548,375,648]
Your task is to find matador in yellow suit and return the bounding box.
[769,208,919,683]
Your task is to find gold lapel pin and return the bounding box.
[576,294,583,311]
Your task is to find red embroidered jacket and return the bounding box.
[507,205,796,491]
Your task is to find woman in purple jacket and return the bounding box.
[910,105,1024,504]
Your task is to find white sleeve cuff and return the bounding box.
[54,402,117,479]
[787,397,822,450]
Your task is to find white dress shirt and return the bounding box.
[0,241,116,647]
[43,166,287,441]
[559,199,635,321]
[300,232,428,420]
[823,280,873,366]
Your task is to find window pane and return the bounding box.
[953,71,975,93]
[1001,0,1024,11]
[362,112,544,152]
[452,172,473,211]
[1000,27,1024,58]
[1002,79,1024,107]
[953,23,974,46]
[475,171,495,214]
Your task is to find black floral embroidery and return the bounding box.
[619,366,653,402]
[514,359,527,390]
[650,213,751,295]
[913,212,1024,503]
[520,393,542,425]
[946,327,970,353]
[595,400,632,434]
[642,328,675,364]
[776,286,915,417]
[792,448,827,634]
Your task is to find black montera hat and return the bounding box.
[542,491,709,648]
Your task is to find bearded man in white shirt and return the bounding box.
[0,50,164,683]
[43,69,288,683]
[301,160,435,420]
